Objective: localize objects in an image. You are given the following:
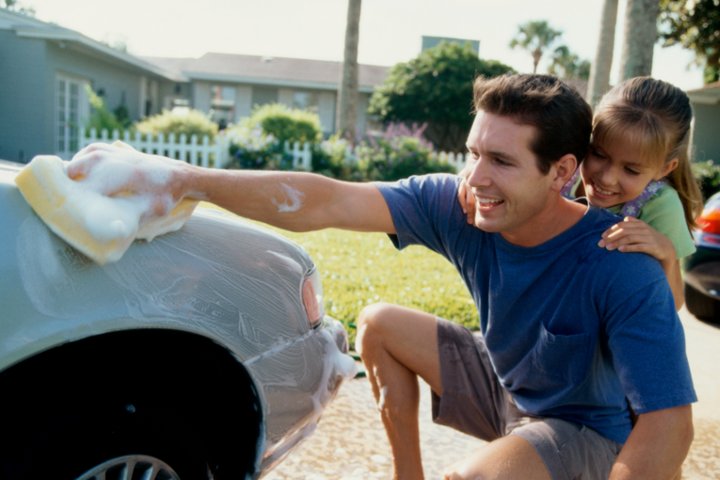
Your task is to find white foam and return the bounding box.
[272,182,305,213]
[28,155,194,263]
[56,157,175,243]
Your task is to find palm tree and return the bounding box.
[337,0,362,143]
[549,45,591,80]
[620,0,659,79]
[509,20,563,73]
[587,0,619,106]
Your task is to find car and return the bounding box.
[0,160,355,479]
[684,190,720,322]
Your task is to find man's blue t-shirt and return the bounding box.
[376,174,696,444]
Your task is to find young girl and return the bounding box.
[458,76,704,309]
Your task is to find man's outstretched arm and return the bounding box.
[69,142,395,234]
[609,405,693,480]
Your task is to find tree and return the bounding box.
[587,0,619,106]
[336,0,362,144]
[620,0,659,79]
[368,42,514,151]
[548,45,591,80]
[659,0,720,83]
[0,0,35,15]
[509,20,563,73]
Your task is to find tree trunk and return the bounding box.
[587,0,619,106]
[620,0,659,79]
[337,0,362,144]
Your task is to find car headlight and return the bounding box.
[302,267,325,329]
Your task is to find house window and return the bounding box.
[56,75,88,159]
[210,85,236,124]
[251,86,278,108]
[292,91,319,112]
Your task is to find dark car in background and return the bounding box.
[684,191,720,322]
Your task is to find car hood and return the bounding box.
[0,163,317,371]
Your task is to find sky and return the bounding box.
[24,0,705,91]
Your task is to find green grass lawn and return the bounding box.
[200,203,477,347]
[276,227,477,347]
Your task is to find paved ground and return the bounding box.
[265,307,720,479]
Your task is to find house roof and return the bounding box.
[687,81,720,105]
[145,52,389,93]
[0,9,185,82]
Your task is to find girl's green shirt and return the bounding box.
[607,185,696,259]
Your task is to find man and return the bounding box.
[69,74,695,479]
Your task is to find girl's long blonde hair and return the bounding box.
[592,76,703,229]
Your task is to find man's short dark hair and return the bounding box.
[473,74,592,174]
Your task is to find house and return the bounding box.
[144,52,389,137]
[687,81,720,164]
[0,9,183,162]
[0,9,389,163]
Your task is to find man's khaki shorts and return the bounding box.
[432,319,623,480]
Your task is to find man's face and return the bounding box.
[465,111,558,246]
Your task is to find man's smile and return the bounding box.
[475,195,504,210]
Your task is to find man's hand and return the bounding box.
[456,164,475,225]
[68,142,189,217]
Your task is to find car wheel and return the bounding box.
[685,282,720,322]
[1,387,216,479]
[76,455,180,480]
[0,330,262,480]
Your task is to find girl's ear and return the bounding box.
[551,153,577,192]
[657,157,680,179]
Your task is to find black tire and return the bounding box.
[0,330,262,479]
[685,282,720,323]
[1,372,212,479]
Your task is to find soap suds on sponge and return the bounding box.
[15,155,196,265]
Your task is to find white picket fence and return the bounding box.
[81,129,230,168]
[80,129,468,172]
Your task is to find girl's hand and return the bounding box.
[598,217,676,262]
[457,164,475,225]
[599,217,684,309]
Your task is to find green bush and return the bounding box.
[356,136,457,181]
[245,103,322,145]
[134,108,218,141]
[85,87,128,133]
[692,160,720,201]
[312,135,365,180]
[225,124,289,170]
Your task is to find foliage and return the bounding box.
[134,108,218,142]
[509,20,563,73]
[368,42,514,152]
[225,124,289,170]
[225,104,322,170]
[356,135,456,181]
[244,103,322,145]
[548,45,591,80]
[692,160,720,200]
[85,87,128,133]
[312,135,365,180]
[271,226,477,346]
[0,0,34,15]
[659,0,720,83]
[312,123,456,181]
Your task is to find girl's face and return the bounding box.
[580,135,678,209]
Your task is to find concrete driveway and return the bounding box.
[266,307,720,480]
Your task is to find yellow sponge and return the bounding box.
[15,155,197,265]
